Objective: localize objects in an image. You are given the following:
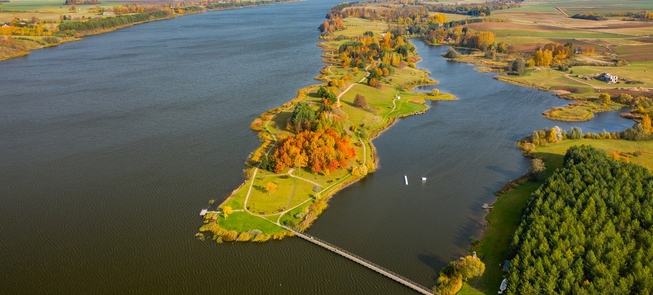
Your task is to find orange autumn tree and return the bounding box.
[272,128,356,174]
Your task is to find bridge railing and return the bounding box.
[283,226,432,294]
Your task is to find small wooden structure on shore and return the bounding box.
[482,203,493,209]
[199,209,220,216]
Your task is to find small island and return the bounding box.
[197,10,456,243]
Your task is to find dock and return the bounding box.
[199,209,220,216]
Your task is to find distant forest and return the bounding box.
[506,145,653,294]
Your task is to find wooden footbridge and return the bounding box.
[282,226,433,295]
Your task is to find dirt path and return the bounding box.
[553,6,568,17]
[564,74,607,89]
[336,65,370,106]
[241,67,374,225]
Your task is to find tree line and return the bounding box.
[58,11,172,32]
[506,145,653,294]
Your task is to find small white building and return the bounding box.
[599,73,618,84]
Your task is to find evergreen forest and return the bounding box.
[506,145,653,294]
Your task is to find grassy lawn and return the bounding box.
[543,101,625,122]
[497,63,652,101]
[572,61,653,87]
[340,17,388,37]
[217,212,282,234]
[247,175,316,215]
[221,193,246,210]
[537,138,653,169]
[497,68,571,91]
[465,180,545,294]
[462,137,653,294]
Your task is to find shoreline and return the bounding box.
[0,1,299,62]
[444,43,641,294]
[438,47,644,124]
[199,19,456,243]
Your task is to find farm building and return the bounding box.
[598,73,618,84]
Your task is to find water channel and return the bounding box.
[0,1,633,294]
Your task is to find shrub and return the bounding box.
[436,256,485,295]
[236,232,251,242]
[598,93,611,104]
[42,36,61,44]
[528,158,546,181]
[511,57,525,75]
[443,47,461,58]
[353,94,367,108]
[615,93,633,105]
[222,230,238,242]
[436,263,463,295]
[567,126,583,139]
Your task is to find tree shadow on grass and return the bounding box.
[253,185,266,193]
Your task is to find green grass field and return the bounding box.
[543,101,625,122]
[217,212,283,234]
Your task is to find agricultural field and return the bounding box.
[340,17,389,38]
[0,0,128,23]
[451,0,653,114]
[485,0,653,56]
[508,0,653,15]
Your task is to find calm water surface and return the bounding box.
[0,2,632,294]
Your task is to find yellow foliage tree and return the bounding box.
[457,255,486,281]
[266,182,277,196]
[476,31,495,51]
[430,13,446,24]
[223,206,233,219]
[547,128,559,143]
[642,114,652,133]
[436,266,463,295]
[533,48,553,67]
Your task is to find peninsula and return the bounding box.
[197,7,456,243]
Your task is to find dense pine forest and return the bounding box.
[506,145,653,294]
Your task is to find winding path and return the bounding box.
[218,58,432,295]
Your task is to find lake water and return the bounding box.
[0,1,633,294]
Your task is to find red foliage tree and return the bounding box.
[272,128,355,174]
